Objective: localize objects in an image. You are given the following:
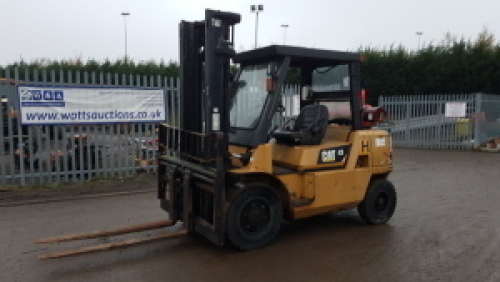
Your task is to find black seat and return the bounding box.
[273,104,329,145]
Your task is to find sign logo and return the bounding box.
[318,145,350,164]
[21,89,65,101]
[20,88,65,107]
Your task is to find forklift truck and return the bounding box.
[35,9,395,259]
[157,9,396,251]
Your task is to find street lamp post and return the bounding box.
[121,12,130,62]
[250,5,263,48]
[416,31,423,50]
[281,24,289,45]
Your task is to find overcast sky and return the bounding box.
[1,0,499,66]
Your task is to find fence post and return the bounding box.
[404,95,411,144]
[13,67,28,185]
[473,93,482,149]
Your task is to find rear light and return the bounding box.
[362,107,387,128]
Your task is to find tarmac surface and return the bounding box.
[1,149,499,282]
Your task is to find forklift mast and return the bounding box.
[158,9,240,245]
[179,9,240,141]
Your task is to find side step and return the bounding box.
[36,220,187,259]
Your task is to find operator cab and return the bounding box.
[230,45,363,149]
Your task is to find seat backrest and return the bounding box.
[293,104,329,145]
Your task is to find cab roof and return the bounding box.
[233,45,361,67]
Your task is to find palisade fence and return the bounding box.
[0,67,182,187]
[0,67,300,187]
[4,66,496,187]
[379,93,500,150]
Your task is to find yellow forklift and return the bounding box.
[157,9,395,251]
[36,9,395,258]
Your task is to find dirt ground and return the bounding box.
[0,148,499,282]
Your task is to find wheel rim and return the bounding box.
[374,192,390,215]
[240,198,271,234]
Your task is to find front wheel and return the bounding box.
[357,179,397,224]
[226,184,283,251]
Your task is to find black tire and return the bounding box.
[226,184,283,251]
[357,179,397,225]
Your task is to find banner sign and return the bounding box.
[18,86,165,125]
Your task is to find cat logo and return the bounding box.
[321,149,342,162]
[318,146,350,164]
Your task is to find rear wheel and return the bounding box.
[226,184,282,251]
[357,179,396,224]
